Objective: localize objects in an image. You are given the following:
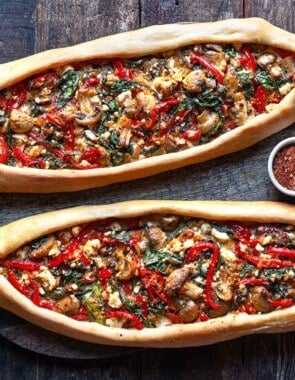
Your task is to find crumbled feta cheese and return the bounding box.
[35,268,57,291]
[108,291,122,309]
[211,228,229,243]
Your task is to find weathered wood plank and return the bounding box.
[0,0,36,63]
[244,0,295,32]
[140,0,243,26]
[36,0,140,51]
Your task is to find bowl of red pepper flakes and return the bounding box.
[268,137,295,196]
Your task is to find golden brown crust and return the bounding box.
[0,18,294,193]
[1,200,295,347]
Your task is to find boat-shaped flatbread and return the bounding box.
[0,18,294,192]
[1,200,295,347]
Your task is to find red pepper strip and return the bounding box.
[273,47,294,59]
[0,260,42,271]
[238,278,269,286]
[199,311,209,322]
[63,121,75,152]
[0,134,9,164]
[80,148,102,166]
[7,270,30,297]
[33,72,58,88]
[72,306,89,321]
[267,246,295,258]
[166,311,182,324]
[29,279,41,305]
[11,83,27,109]
[45,110,64,127]
[28,132,65,160]
[205,243,221,311]
[148,98,180,129]
[48,224,96,268]
[85,76,100,87]
[80,251,91,266]
[136,294,149,318]
[13,146,46,168]
[0,96,8,111]
[113,59,131,79]
[235,243,295,268]
[269,298,293,308]
[98,267,113,288]
[138,267,168,304]
[185,242,216,263]
[254,85,268,113]
[190,53,224,84]
[105,310,144,330]
[182,129,201,141]
[239,48,257,72]
[244,300,256,315]
[227,222,252,242]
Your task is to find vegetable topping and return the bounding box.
[0,44,293,169]
[1,215,295,329]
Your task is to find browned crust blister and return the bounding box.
[0,18,294,193]
[0,200,295,347]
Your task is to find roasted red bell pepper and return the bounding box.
[135,294,149,318]
[239,47,257,72]
[113,59,133,79]
[11,83,27,109]
[235,243,295,268]
[267,246,295,258]
[98,267,113,287]
[0,96,8,111]
[80,148,102,166]
[105,310,144,330]
[32,72,58,88]
[190,52,224,84]
[238,278,269,286]
[254,85,268,113]
[0,259,42,271]
[185,242,217,263]
[138,267,168,304]
[182,129,201,141]
[72,305,89,321]
[28,132,65,160]
[63,121,75,152]
[269,298,293,308]
[198,311,209,321]
[85,76,100,87]
[166,311,182,324]
[13,146,45,168]
[0,133,9,164]
[7,270,30,297]
[148,98,180,129]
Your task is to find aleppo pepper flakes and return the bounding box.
[273,144,295,190]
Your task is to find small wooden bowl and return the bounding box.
[268,137,295,196]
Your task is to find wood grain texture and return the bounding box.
[0,0,36,63]
[36,0,140,50]
[0,0,295,379]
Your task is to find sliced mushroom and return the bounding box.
[29,235,56,259]
[10,109,34,133]
[179,280,203,300]
[165,266,191,297]
[115,249,136,280]
[214,281,234,302]
[229,92,248,125]
[183,69,206,93]
[75,111,102,126]
[55,295,81,315]
[150,215,181,232]
[250,286,275,313]
[197,110,220,134]
[146,227,167,249]
[178,300,199,323]
[207,298,231,319]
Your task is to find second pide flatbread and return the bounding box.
[0,200,295,347]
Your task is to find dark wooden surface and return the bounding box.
[0,1,295,379]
